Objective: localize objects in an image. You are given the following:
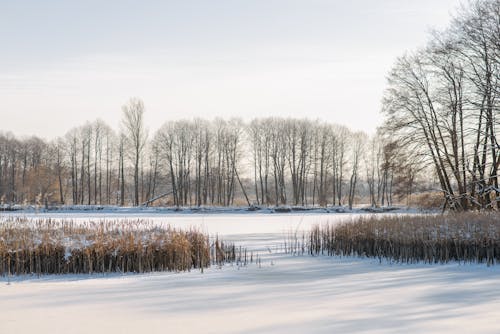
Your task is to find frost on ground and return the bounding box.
[1,213,499,334]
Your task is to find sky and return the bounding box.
[0,0,462,139]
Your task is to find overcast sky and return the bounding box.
[0,0,462,139]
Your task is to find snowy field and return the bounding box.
[1,212,499,333]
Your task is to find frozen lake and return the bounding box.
[1,211,499,333]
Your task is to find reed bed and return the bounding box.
[301,213,500,265]
[0,218,238,276]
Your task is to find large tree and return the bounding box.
[382,0,499,210]
[121,98,148,206]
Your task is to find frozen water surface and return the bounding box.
[1,211,498,333]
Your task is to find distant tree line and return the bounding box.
[0,109,417,208]
[382,0,499,210]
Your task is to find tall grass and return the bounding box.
[304,213,500,265]
[0,218,238,276]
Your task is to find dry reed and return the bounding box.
[0,217,238,276]
[303,213,500,265]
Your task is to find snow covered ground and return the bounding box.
[0,204,425,215]
[1,212,499,333]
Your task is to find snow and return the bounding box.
[1,212,499,333]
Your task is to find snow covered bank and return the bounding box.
[0,204,425,215]
[1,254,499,333]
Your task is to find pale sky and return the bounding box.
[0,0,462,139]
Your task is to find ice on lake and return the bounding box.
[1,212,498,334]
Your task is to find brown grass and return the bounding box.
[0,218,238,276]
[305,212,500,265]
[410,192,444,210]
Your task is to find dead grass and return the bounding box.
[304,212,500,265]
[0,218,238,276]
[410,192,444,210]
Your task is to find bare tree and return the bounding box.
[382,0,499,211]
[121,98,148,206]
[347,132,365,210]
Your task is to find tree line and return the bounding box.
[382,0,499,210]
[0,109,416,208]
